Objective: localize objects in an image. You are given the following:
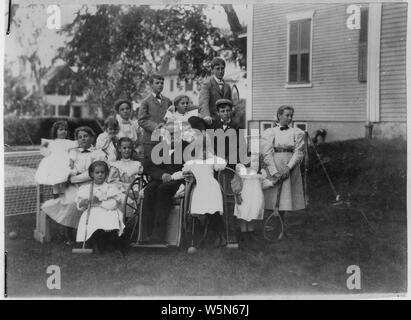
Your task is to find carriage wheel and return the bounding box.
[263,211,284,242]
[123,178,143,241]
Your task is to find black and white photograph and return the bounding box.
[1,0,408,301]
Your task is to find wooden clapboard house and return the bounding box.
[247,2,407,141]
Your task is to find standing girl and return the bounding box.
[35,120,77,198]
[114,99,143,158]
[260,105,306,227]
[96,116,119,163]
[76,161,125,254]
[233,153,265,240]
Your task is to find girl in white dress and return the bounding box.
[108,137,143,218]
[35,120,77,197]
[161,95,198,147]
[96,117,119,163]
[42,126,106,244]
[233,153,265,238]
[114,99,143,159]
[76,161,125,254]
[108,137,143,191]
[173,134,226,216]
[260,105,306,225]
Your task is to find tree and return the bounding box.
[57,5,231,116]
[221,4,247,69]
[4,62,43,116]
[6,4,48,114]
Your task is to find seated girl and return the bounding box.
[42,126,106,244]
[76,161,125,254]
[108,137,143,191]
[171,134,226,246]
[162,94,199,145]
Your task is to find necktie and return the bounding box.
[280,126,289,131]
[156,94,162,101]
[218,82,224,91]
[81,149,91,153]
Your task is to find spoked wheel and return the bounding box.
[123,177,144,241]
[263,211,284,242]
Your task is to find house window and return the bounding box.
[294,122,307,131]
[358,6,368,82]
[72,105,82,118]
[170,79,174,92]
[58,105,70,116]
[286,10,315,87]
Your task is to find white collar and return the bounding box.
[213,76,224,84]
[152,92,162,99]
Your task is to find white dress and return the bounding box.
[116,114,141,142]
[261,126,306,211]
[233,166,265,222]
[96,132,118,163]
[183,156,226,215]
[108,159,142,192]
[35,139,77,185]
[41,147,106,228]
[76,182,125,242]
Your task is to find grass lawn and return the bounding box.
[4,139,407,297]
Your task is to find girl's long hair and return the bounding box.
[50,120,69,139]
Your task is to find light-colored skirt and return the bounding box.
[76,207,125,242]
[263,153,305,211]
[234,175,264,221]
[42,184,82,228]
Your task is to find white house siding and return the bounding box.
[252,3,369,140]
[379,2,407,123]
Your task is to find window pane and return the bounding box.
[359,7,368,43]
[186,80,193,91]
[300,19,311,51]
[58,105,70,116]
[300,53,310,82]
[289,22,299,52]
[289,54,298,82]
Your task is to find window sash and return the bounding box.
[288,18,311,84]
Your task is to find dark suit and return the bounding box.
[141,153,184,241]
[211,118,244,170]
[199,77,232,120]
[138,93,172,159]
[211,118,245,244]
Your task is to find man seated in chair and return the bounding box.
[140,138,189,244]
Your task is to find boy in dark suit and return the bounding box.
[199,58,232,125]
[138,73,172,160]
[211,98,245,247]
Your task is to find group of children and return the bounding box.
[34,58,306,254]
[35,103,144,253]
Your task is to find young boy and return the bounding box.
[199,58,232,125]
[211,98,245,247]
[138,73,172,160]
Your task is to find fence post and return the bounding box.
[33,184,51,243]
